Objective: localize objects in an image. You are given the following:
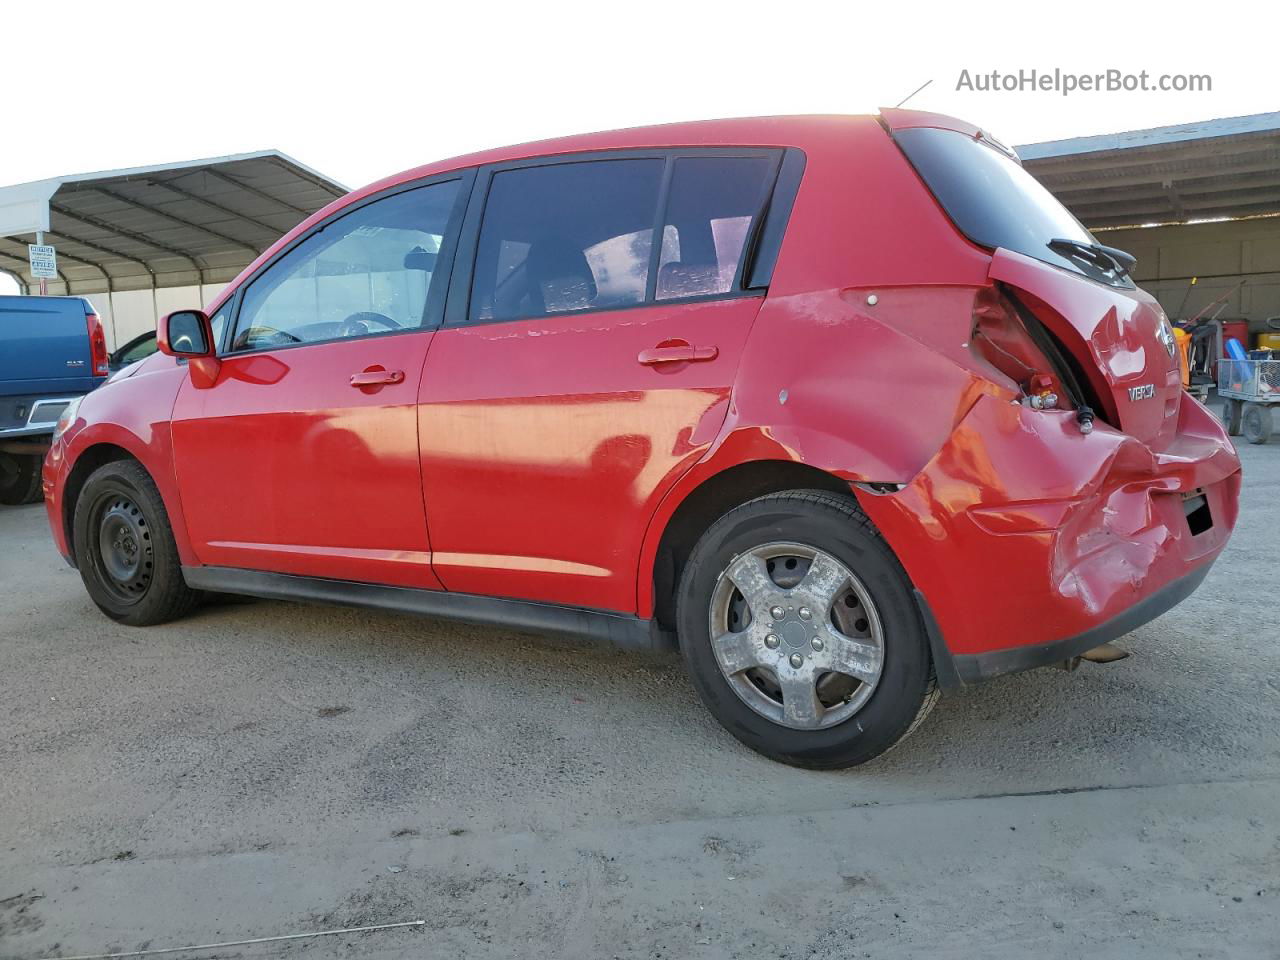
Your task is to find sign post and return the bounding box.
[28,232,57,295]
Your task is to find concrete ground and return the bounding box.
[1,443,1277,960]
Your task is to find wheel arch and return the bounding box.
[61,442,143,566]
[644,457,854,632]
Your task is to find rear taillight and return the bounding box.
[87,312,109,376]
[969,287,1065,409]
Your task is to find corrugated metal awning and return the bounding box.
[1018,112,1280,230]
[0,151,347,295]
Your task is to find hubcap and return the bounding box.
[708,542,885,730]
[95,496,154,602]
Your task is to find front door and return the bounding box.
[418,153,781,611]
[171,178,465,588]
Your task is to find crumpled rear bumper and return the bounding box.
[857,393,1241,685]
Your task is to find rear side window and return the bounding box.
[470,159,664,322]
[657,157,776,300]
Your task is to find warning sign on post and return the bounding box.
[28,244,57,279]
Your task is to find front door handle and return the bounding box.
[638,343,719,365]
[349,367,405,387]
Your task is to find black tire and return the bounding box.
[676,489,937,769]
[0,452,44,505]
[1242,403,1273,445]
[72,459,201,625]
[1221,398,1243,436]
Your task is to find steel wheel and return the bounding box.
[708,541,885,730]
[91,493,155,604]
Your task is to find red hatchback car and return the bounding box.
[43,111,1241,768]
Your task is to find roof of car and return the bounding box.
[206,111,962,317]
[363,114,870,197]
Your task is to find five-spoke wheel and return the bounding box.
[709,543,884,730]
[677,489,937,769]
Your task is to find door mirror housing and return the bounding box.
[159,310,214,357]
[158,309,220,388]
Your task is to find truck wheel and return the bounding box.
[0,452,44,505]
[676,489,938,769]
[72,459,201,625]
[1242,403,1273,444]
[1221,398,1243,436]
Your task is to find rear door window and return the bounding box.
[469,159,664,322]
[656,157,777,300]
[466,151,786,324]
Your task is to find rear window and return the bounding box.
[894,126,1131,287]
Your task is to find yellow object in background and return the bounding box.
[1257,333,1280,351]
[1174,327,1191,387]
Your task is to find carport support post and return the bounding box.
[35,230,47,296]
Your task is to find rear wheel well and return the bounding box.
[651,460,853,632]
[63,444,138,563]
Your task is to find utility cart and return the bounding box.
[1220,357,1280,444]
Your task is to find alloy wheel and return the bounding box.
[707,541,885,730]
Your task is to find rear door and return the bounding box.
[418,151,784,613]
[171,177,467,588]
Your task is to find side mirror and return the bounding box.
[158,309,220,388]
[158,310,214,357]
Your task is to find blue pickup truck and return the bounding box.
[0,295,110,504]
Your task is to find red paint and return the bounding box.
[170,335,440,588]
[43,111,1241,675]
[418,297,759,610]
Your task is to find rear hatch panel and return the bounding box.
[991,248,1183,449]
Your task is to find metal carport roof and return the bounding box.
[1017,111,1280,230]
[0,151,347,295]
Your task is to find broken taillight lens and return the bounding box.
[969,286,1064,408]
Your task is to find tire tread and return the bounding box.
[0,453,44,505]
[74,459,201,625]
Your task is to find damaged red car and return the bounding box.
[43,110,1241,768]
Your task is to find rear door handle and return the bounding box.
[638,344,719,365]
[349,367,405,387]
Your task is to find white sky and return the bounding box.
[2,0,1277,294]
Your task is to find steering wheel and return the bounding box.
[340,312,401,338]
[234,325,303,350]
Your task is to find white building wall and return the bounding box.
[82,284,227,351]
[1100,217,1280,330]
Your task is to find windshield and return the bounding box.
[894,126,1132,287]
